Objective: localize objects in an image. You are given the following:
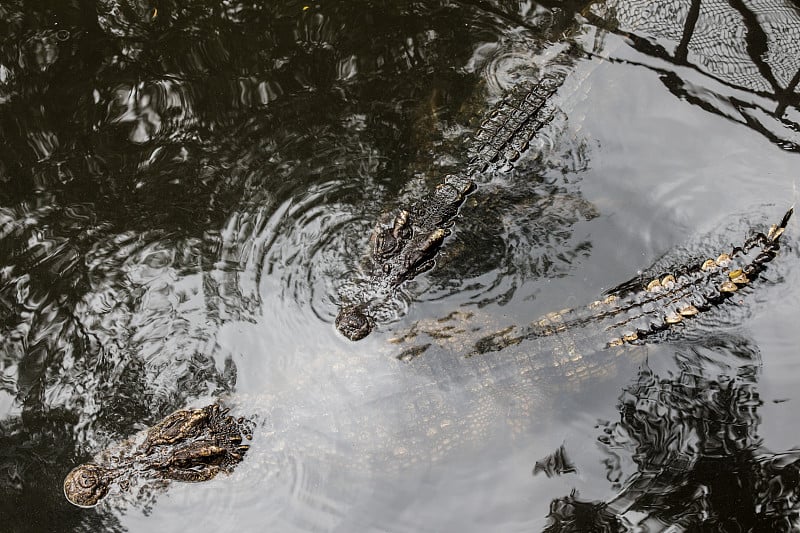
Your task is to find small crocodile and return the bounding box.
[63,404,252,508]
[336,68,571,341]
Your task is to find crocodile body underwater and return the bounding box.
[64,208,793,509]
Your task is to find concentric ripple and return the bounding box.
[210,179,368,337]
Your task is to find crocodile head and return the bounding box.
[142,405,212,451]
[373,210,412,261]
[63,405,253,507]
[336,225,449,341]
[336,305,374,341]
[63,463,117,508]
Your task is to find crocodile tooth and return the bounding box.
[720,280,738,292]
[608,338,624,347]
[701,259,717,271]
[646,279,662,292]
[678,304,699,317]
[716,253,732,266]
[604,295,618,305]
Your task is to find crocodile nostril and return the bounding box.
[63,464,110,508]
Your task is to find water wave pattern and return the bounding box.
[333,31,615,338]
[0,1,798,531]
[545,337,800,532]
[421,173,599,306]
[385,208,792,364]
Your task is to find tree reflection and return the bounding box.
[0,0,798,529]
[544,336,800,532]
[1,0,568,526]
[593,0,800,150]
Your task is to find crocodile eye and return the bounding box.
[376,234,398,255]
[397,226,412,240]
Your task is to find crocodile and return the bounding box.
[335,64,574,341]
[63,404,253,508]
[62,208,793,513]
[389,207,794,360]
[338,0,800,342]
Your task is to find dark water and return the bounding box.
[1,0,800,531]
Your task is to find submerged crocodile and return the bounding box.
[336,65,573,341]
[390,207,794,360]
[64,208,793,511]
[63,404,252,508]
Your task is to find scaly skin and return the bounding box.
[63,404,252,508]
[390,208,793,359]
[65,209,792,511]
[336,70,570,341]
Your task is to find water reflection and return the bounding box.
[0,0,798,531]
[599,0,800,150]
[544,336,800,532]
[0,409,126,532]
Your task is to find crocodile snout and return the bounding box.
[336,305,373,341]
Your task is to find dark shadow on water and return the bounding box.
[543,335,800,532]
[0,0,798,530]
[0,409,125,533]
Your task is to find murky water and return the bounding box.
[2,0,800,531]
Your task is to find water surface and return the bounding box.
[1,0,800,531]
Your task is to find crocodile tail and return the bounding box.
[731,206,792,274]
[606,207,793,298]
[467,69,568,173]
[606,207,795,344]
[471,208,794,354]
